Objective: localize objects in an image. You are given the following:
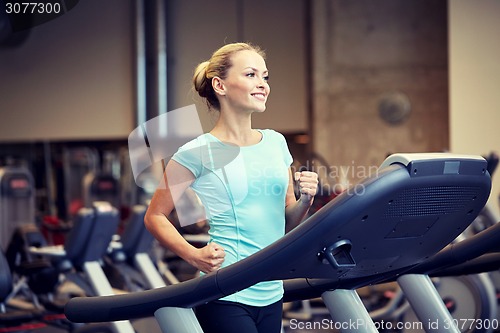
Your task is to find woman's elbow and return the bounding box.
[143,208,156,232]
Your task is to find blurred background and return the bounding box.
[0,0,499,223]
[1,2,500,332]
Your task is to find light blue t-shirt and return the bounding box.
[171,129,293,306]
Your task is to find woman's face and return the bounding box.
[219,50,270,113]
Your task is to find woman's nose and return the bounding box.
[257,77,267,88]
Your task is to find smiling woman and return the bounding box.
[192,43,267,113]
[143,42,318,333]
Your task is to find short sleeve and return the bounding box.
[266,129,293,167]
[281,135,293,167]
[171,137,203,178]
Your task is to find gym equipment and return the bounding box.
[424,236,500,333]
[362,271,498,333]
[0,166,35,251]
[0,248,49,332]
[106,205,165,291]
[402,274,497,333]
[362,190,500,332]
[1,168,142,333]
[0,165,73,321]
[409,151,499,333]
[402,220,500,333]
[106,204,204,290]
[64,153,491,333]
[401,214,500,333]
[62,147,122,217]
[32,202,135,333]
[485,151,498,178]
[285,204,500,332]
[1,247,115,333]
[83,173,120,211]
[0,166,51,305]
[119,147,157,208]
[60,147,100,220]
[6,223,60,307]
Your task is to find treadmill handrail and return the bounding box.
[379,153,485,170]
[65,153,491,323]
[410,219,500,274]
[283,217,500,302]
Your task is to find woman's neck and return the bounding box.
[210,111,260,146]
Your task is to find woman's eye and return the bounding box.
[245,72,269,82]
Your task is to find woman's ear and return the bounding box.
[212,76,226,96]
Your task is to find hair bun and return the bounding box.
[193,61,210,97]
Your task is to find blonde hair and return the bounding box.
[193,42,266,111]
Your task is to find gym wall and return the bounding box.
[164,0,307,134]
[0,0,135,142]
[0,0,308,142]
[310,0,449,185]
[449,0,500,212]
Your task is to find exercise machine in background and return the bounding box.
[0,166,36,252]
[65,153,492,333]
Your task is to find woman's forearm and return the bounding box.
[284,197,313,233]
[144,212,198,263]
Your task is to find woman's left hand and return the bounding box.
[294,171,319,203]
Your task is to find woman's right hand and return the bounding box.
[189,242,225,273]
